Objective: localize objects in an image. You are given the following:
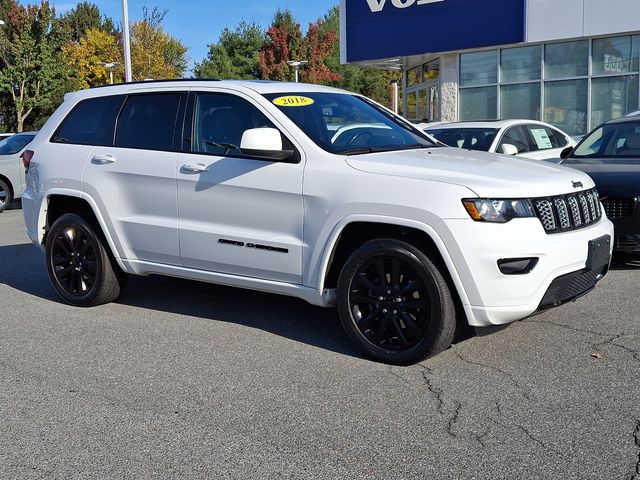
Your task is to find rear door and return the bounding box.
[83,91,186,265]
[522,124,571,160]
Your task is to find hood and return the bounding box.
[562,162,640,197]
[345,147,595,198]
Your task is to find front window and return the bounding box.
[264,92,436,155]
[567,121,640,163]
[427,127,499,152]
[0,134,36,155]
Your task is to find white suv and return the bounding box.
[22,80,614,364]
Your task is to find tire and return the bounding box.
[0,179,11,213]
[45,213,124,307]
[337,238,456,365]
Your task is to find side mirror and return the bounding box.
[500,144,519,156]
[560,146,574,160]
[240,128,295,162]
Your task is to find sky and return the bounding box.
[49,0,338,70]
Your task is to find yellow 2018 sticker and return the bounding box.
[272,96,314,107]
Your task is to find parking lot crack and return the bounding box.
[529,318,610,338]
[630,420,640,480]
[447,400,462,438]
[454,350,531,401]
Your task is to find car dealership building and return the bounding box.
[340,0,640,135]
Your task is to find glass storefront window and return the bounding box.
[501,46,541,83]
[592,75,639,125]
[407,67,422,87]
[418,90,427,120]
[460,51,498,87]
[593,36,639,75]
[423,59,440,81]
[500,83,541,120]
[544,79,588,136]
[406,91,417,119]
[460,86,497,121]
[544,41,589,79]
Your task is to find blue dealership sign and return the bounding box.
[342,0,526,62]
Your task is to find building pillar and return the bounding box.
[440,53,459,123]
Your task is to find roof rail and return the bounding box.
[90,78,220,89]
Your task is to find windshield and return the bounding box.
[427,127,499,152]
[0,134,35,155]
[264,93,436,155]
[566,121,640,164]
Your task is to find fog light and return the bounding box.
[497,257,538,275]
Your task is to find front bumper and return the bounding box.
[437,215,614,327]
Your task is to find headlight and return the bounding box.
[462,199,535,223]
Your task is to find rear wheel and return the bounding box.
[337,238,456,365]
[0,179,11,213]
[46,213,124,307]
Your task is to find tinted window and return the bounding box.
[193,93,276,156]
[427,128,498,152]
[53,95,124,146]
[115,94,181,151]
[498,126,530,154]
[526,125,568,151]
[0,133,35,155]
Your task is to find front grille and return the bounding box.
[601,197,637,220]
[533,188,602,234]
[538,270,599,310]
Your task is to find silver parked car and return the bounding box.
[0,132,37,212]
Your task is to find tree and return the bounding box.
[259,9,302,82]
[194,21,265,80]
[299,19,340,85]
[319,6,400,107]
[60,2,117,43]
[62,28,122,89]
[130,7,188,80]
[0,1,67,132]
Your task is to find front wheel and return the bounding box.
[45,213,125,307]
[0,179,12,213]
[337,238,456,365]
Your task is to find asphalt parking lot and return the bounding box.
[1,206,640,479]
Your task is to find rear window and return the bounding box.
[0,133,35,155]
[52,95,124,146]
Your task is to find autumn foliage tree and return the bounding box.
[62,28,122,89]
[299,20,341,85]
[130,7,187,81]
[259,9,302,82]
[0,0,67,132]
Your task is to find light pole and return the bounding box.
[99,62,120,85]
[122,0,132,82]
[286,60,308,83]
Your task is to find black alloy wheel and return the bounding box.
[337,238,456,365]
[0,179,11,213]
[46,213,124,307]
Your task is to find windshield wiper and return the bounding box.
[205,140,238,150]
[340,144,436,155]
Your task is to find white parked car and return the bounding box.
[21,81,613,364]
[425,120,577,161]
[0,131,37,212]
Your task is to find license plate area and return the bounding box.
[586,235,611,277]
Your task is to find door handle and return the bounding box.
[181,163,208,173]
[91,155,116,165]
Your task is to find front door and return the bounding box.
[177,91,304,284]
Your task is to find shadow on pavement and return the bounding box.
[0,242,364,360]
[610,252,640,270]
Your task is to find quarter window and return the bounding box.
[52,95,124,146]
[115,93,182,151]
